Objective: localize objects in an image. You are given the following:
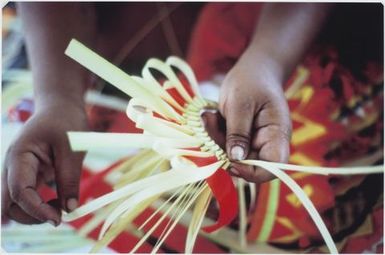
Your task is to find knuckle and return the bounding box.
[243,174,257,184]
[5,145,19,166]
[248,175,263,184]
[252,168,274,183]
[218,96,230,118]
[232,101,255,117]
[59,180,79,196]
[4,145,14,161]
[242,175,254,183]
[227,133,251,145]
[9,184,23,203]
[263,124,291,143]
[237,166,255,183]
[27,205,44,219]
[238,99,254,111]
[279,124,292,141]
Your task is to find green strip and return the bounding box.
[257,179,280,242]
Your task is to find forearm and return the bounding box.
[17,3,97,111]
[243,3,332,82]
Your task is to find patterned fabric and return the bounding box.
[3,3,383,253]
[187,3,383,253]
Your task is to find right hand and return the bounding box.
[218,50,292,184]
[2,103,88,226]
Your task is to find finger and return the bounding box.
[253,98,292,140]
[7,151,61,225]
[201,111,226,150]
[248,124,291,183]
[246,97,291,182]
[230,127,288,184]
[229,150,257,177]
[223,98,256,161]
[54,142,84,212]
[7,199,62,225]
[2,167,14,224]
[229,151,264,182]
[7,203,43,224]
[1,167,12,219]
[230,145,274,184]
[254,126,290,162]
[39,164,56,185]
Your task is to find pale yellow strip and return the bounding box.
[241,160,384,175]
[237,179,247,247]
[65,39,182,121]
[98,160,223,239]
[185,185,211,253]
[257,179,280,242]
[243,161,338,254]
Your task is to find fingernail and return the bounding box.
[67,198,78,212]
[47,220,56,227]
[231,146,245,160]
[229,168,240,176]
[201,114,208,123]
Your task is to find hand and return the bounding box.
[2,102,88,226]
[219,50,292,183]
[203,2,330,184]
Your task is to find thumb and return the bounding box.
[54,143,84,212]
[223,99,255,161]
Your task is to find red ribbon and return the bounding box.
[202,167,238,233]
[185,155,239,233]
[166,82,239,232]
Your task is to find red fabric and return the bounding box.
[203,168,238,233]
[134,207,225,253]
[186,2,383,252]
[187,3,262,81]
[21,2,383,252]
[342,208,384,253]
[70,163,162,253]
[164,71,239,234]
[183,157,238,233]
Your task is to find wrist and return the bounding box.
[35,94,86,117]
[243,39,300,84]
[239,46,286,87]
[35,90,86,112]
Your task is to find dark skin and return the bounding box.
[201,4,332,232]
[2,3,331,226]
[208,3,331,182]
[2,3,96,226]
